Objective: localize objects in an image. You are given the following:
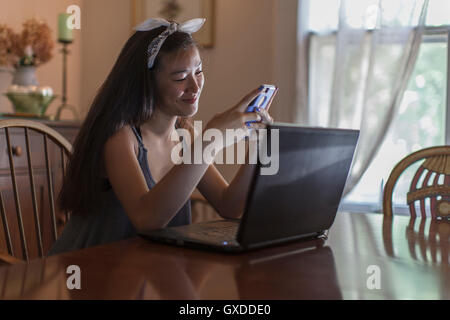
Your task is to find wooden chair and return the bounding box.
[0,119,72,263]
[383,146,450,219]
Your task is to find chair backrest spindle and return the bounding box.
[0,192,14,256]
[43,134,58,242]
[4,127,29,261]
[59,149,71,222]
[24,127,44,257]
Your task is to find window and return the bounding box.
[305,0,450,214]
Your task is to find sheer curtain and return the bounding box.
[298,0,429,195]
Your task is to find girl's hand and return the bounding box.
[249,107,274,130]
[205,87,263,134]
[249,86,277,130]
[205,86,277,133]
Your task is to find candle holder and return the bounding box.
[55,39,78,120]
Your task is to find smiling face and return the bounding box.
[154,45,204,118]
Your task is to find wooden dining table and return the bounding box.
[0,211,448,300]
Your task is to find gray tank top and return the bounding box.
[48,126,191,255]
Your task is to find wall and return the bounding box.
[80,0,132,118]
[0,0,82,119]
[273,0,298,123]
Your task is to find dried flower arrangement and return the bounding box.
[0,25,15,66]
[0,18,54,69]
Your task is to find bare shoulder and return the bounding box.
[104,125,139,157]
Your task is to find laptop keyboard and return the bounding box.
[173,220,239,243]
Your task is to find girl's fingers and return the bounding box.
[249,122,267,130]
[236,87,262,112]
[242,112,261,124]
[255,108,273,124]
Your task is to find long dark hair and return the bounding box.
[58,27,198,216]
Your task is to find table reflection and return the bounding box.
[0,250,222,299]
[234,240,342,299]
[0,259,70,299]
[113,238,342,299]
[0,212,448,300]
[383,215,449,265]
[325,212,450,299]
[0,238,341,299]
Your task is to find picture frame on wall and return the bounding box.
[131,0,215,48]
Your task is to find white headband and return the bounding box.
[134,17,206,69]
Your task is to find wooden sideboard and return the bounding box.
[0,118,81,259]
[0,117,81,143]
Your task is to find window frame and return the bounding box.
[306,25,450,214]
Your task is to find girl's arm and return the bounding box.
[104,88,263,233]
[197,108,275,219]
[196,141,256,219]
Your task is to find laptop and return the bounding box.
[139,123,359,253]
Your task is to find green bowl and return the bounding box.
[4,92,56,116]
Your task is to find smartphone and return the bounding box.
[245,84,277,126]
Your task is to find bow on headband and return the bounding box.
[134,17,206,69]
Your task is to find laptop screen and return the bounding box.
[238,124,359,247]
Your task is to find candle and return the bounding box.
[58,13,73,43]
